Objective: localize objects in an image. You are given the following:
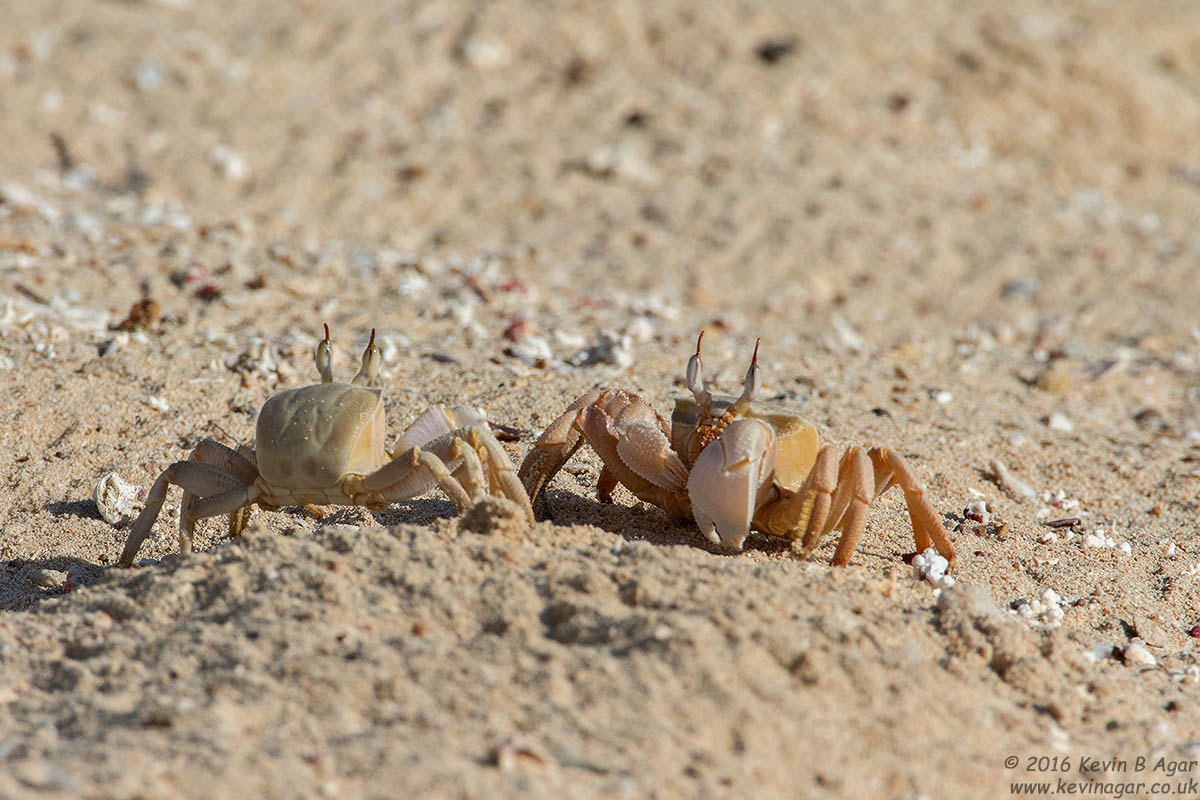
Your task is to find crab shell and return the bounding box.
[671,395,822,547]
[256,383,387,490]
[255,383,486,496]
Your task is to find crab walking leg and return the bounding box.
[596,465,620,503]
[826,447,876,567]
[176,439,259,540]
[360,443,472,512]
[787,446,873,563]
[517,390,604,517]
[868,447,956,566]
[119,462,250,567]
[180,485,261,552]
[450,436,490,501]
[761,444,838,557]
[469,428,536,521]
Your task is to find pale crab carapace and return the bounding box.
[518,332,955,567]
[118,325,532,566]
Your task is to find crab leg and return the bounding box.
[176,439,259,540]
[868,447,956,566]
[517,390,603,518]
[450,438,490,501]
[469,428,536,521]
[778,445,874,564]
[180,485,261,552]
[762,444,838,556]
[119,461,251,567]
[825,447,876,566]
[360,444,472,511]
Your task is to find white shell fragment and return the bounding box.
[93,471,143,525]
[912,547,956,591]
[1123,638,1157,667]
[492,735,558,774]
[988,458,1037,500]
[506,336,553,367]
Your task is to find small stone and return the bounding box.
[964,500,990,524]
[566,330,632,369]
[1045,412,1074,433]
[504,336,553,368]
[143,395,169,413]
[209,145,249,182]
[1036,362,1077,395]
[15,760,78,792]
[1122,639,1156,667]
[29,568,67,589]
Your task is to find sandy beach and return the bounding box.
[2,1,1200,797]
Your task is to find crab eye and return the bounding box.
[352,329,381,386]
[731,338,761,413]
[744,337,762,398]
[315,323,334,382]
[686,353,703,395]
[743,361,760,400]
[686,331,712,407]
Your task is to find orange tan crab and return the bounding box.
[118,326,532,567]
[518,332,956,567]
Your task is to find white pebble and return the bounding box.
[143,395,169,413]
[1117,541,1132,555]
[1123,639,1156,667]
[1046,412,1074,432]
[209,145,249,182]
[507,336,553,367]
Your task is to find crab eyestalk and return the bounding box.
[315,323,334,383]
[685,330,713,414]
[352,328,381,386]
[729,338,762,416]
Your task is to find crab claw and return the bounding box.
[686,418,775,551]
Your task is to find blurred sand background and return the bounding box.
[2,0,1200,797]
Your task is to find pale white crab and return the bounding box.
[518,333,956,567]
[118,326,532,566]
